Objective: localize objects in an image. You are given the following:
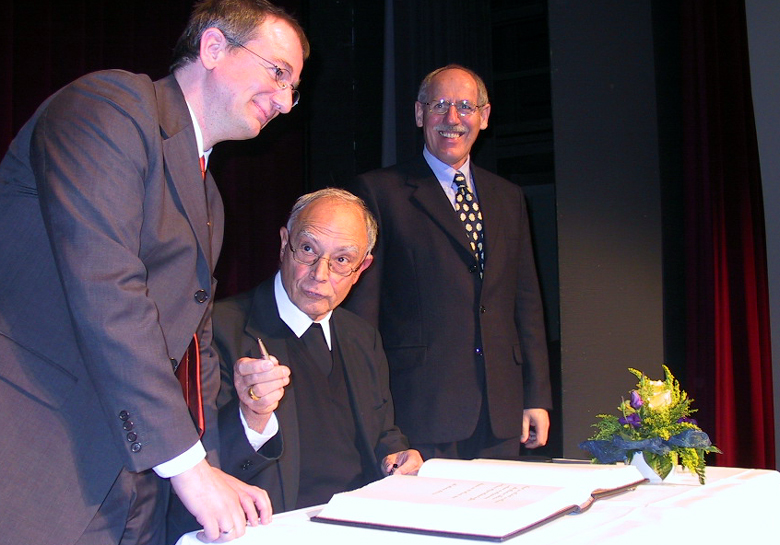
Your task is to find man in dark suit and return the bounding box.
[0,1,308,543]
[204,188,422,516]
[346,64,553,461]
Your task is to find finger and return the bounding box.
[240,366,291,388]
[520,419,530,443]
[238,490,261,528]
[255,489,274,525]
[196,519,220,543]
[223,510,247,542]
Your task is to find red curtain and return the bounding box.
[682,1,775,469]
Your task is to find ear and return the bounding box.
[478,103,491,130]
[199,27,230,70]
[279,226,289,261]
[350,253,374,285]
[414,101,425,128]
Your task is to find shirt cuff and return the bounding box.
[240,407,279,451]
[153,441,206,478]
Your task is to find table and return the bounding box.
[175,466,780,544]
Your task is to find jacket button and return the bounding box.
[480,306,487,314]
[130,442,142,453]
[475,347,483,357]
[118,410,130,421]
[126,432,138,442]
[123,421,134,431]
[194,290,209,303]
[469,264,478,273]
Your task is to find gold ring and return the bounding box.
[248,385,261,401]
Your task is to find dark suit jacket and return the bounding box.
[345,156,552,445]
[213,278,409,511]
[0,70,223,545]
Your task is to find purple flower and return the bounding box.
[677,416,698,425]
[619,413,642,427]
[630,390,643,409]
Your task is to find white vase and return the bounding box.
[629,451,674,484]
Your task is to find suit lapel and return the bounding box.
[153,76,213,267]
[472,165,504,274]
[406,159,478,264]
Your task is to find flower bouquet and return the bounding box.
[579,365,720,484]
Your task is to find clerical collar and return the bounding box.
[185,101,213,168]
[274,272,333,348]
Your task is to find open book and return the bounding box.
[312,458,646,542]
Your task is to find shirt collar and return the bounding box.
[185,101,213,167]
[423,147,474,193]
[422,147,477,201]
[273,272,333,348]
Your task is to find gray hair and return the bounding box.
[286,188,378,255]
[417,64,489,107]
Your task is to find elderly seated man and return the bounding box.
[169,188,422,540]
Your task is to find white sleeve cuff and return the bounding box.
[240,408,279,451]
[153,441,206,478]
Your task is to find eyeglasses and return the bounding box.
[227,38,300,107]
[288,242,364,277]
[422,99,483,117]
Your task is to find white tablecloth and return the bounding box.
[175,466,780,544]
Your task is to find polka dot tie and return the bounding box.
[453,171,484,277]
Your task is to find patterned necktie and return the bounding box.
[174,156,209,438]
[302,322,332,375]
[453,171,484,277]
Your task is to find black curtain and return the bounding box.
[1,0,307,299]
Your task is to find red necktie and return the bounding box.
[174,156,208,438]
[176,335,204,437]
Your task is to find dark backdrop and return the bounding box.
[2,0,774,467]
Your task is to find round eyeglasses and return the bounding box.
[228,38,300,107]
[288,243,363,277]
[422,99,483,117]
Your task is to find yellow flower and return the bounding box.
[645,380,673,410]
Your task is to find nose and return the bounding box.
[444,104,461,123]
[310,257,330,280]
[271,87,295,114]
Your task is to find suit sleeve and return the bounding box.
[512,187,553,410]
[31,75,200,470]
[343,174,383,328]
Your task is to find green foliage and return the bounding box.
[587,365,721,484]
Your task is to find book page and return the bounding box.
[418,458,644,492]
[315,474,586,539]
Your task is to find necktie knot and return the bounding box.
[453,171,467,191]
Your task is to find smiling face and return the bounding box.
[414,68,491,170]
[279,197,374,322]
[201,16,304,146]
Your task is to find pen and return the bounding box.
[257,337,270,359]
[389,463,399,475]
